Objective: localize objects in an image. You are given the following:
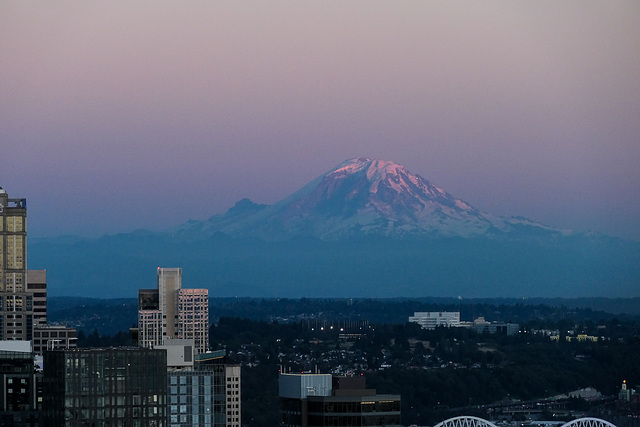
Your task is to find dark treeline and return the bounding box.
[50,296,640,335]
[207,316,640,426]
[60,298,640,426]
[207,297,640,324]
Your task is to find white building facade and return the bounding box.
[408,311,461,329]
[178,288,209,354]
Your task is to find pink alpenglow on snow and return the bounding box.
[191,157,569,240]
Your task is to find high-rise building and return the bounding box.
[26,269,47,327]
[279,373,401,427]
[162,343,241,427]
[139,308,164,349]
[138,268,209,353]
[41,347,168,426]
[619,380,632,402]
[138,268,182,348]
[159,267,182,339]
[178,288,209,354]
[0,188,31,341]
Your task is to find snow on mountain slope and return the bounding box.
[184,157,566,240]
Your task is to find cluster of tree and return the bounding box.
[48,296,640,336]
[209,316,640,426]
[208,297,640,324]
[76,328,132,348]
[60,298,640,426]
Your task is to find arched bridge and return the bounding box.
[433,416,617,427]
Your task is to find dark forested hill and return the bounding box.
[48,297,640,336]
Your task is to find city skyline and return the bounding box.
[1,2,639,240]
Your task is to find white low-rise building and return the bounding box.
[409,311,461,329]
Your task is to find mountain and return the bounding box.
[28,158,640,299]
[177,157,562,240]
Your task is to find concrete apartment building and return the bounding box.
[138,268,210,354]
[177,288,209,354]
[159,267,182,341]
[162,341,241,427]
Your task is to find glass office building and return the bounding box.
[167,350,241,427]
[42,348,167,426]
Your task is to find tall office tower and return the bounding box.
[138,287,163,348]
[0,188,32,341]
[138,309,164,349]
[178,288,209,354]
[139,268,209,353]
[158,267,182,339]
[26,269,47,326]
[224,363,242,427]
[138,268,182,348]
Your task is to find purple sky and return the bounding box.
[2,2,639,240]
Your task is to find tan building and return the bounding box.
[159,267,182,339]
[27,269,47,327]
[0,188,31,341]
[138,309,164,348]
[138,268,209,353]
[225,363,242,427]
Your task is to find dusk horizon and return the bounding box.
[2,2,639,242]
[23,157,640,299]
[15,154,640,244]
[2,4,640,421]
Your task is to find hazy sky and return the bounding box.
[2,2,639,240]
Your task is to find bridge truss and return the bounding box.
[434,416,617,427]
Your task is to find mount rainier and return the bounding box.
[29,157,640,299]
[178,157,562,241]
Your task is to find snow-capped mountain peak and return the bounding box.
[333,157,452,201]
[195,157,563,240]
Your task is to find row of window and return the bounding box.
[2,215,25,232]
[34,331,75,338]
[307,400,401,414]
[0,295,33,311]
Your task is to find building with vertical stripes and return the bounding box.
[0,188,31,341]
[138,268,209,354]
[178,288,209,354]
